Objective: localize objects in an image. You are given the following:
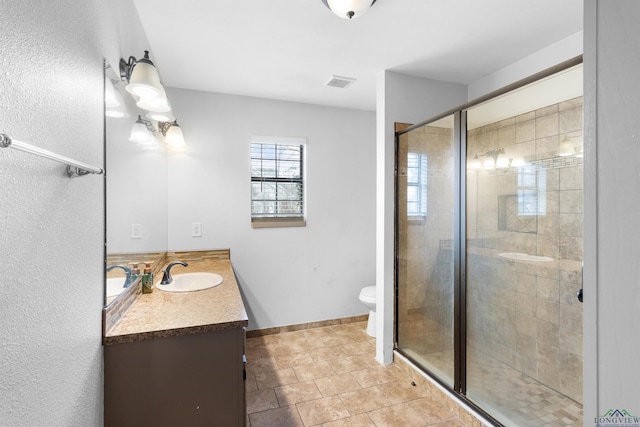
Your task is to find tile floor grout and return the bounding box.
[245,321,474,427]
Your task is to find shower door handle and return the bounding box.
[577,262,583,303]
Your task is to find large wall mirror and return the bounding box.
[104,62,168,307]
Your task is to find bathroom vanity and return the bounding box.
[103,253,248,427]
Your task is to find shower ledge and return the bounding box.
[498,252,553,262]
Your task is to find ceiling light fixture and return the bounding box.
[120,50,164,99]
[322,0,377,19]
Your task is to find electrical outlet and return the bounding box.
[192,222,202,237]
[131,224,142,239]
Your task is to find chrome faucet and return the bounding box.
[106,264,133,288]
[160,261,188,285]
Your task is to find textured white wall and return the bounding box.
[164,88,377,330]
[376,71,467,364]
[583,0,640,423]
[0,0,153,425]
[0,1,108,425]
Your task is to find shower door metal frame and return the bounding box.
[393,55,583,427]
[392,110,468,393]
[456,110,467,396]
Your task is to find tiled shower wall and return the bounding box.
[466,97,583,403]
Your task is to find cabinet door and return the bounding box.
[105,328,245,427]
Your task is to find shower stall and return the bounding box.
[395,62,584,426]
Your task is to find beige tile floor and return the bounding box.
[246,322,475,427]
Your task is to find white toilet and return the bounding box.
[359,286,377,337]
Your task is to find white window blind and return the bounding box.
[517,164,546,216]
[407,152,427,217]
[251,137,305,228]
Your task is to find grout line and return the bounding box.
[247,322,476,427]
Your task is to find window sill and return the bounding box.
[407,215,426,225]
[251,217,306,229]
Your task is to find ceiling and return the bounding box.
[133,0,583,112]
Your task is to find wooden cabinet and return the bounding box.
[105,327,245,427]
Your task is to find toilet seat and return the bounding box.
[359,286,376,304]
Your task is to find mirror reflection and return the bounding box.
[104,63,168,306]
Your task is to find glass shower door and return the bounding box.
[464,66,584,425]
[395,63,584,427]
[396,115,457,387]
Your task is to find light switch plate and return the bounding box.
[131,224,142,239]
[192,222,202,237]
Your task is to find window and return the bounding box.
[407,152,427,217]
[517,164,546,216]
[251,136,305,228]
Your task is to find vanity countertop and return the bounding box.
[104,258,248,345]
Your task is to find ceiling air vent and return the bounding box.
[325,75,356,89]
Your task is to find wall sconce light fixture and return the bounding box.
[468,148,525,170]
[105,76,126,118]
[146,110,175,123]
[322,0,377,19]
[559,134,584,158]
[159,120,186,147]
[121,50,186,149]
[120,50,164,99]
[105,76,119,109]
[136,84,171,113]
[559,135,575,157]
[128,115,155,144]
[510,156,526,167]
[467,154,482,170]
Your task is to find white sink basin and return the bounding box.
[106,277,127,298]
[157,272,224,292]
[498,252,553,262]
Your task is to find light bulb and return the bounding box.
[576,138,584,158]
[510,156,526,167]
[147,110,175,122]
[137,85,171,112]
[106,109,126,119]
[164,123,185,146]
[496,157,510,168]
[105,77,119,108]
[559,136,575,157]
[128,116,153,143]
[467,155,482,170]
[324,0,376,19]
[105,77,126,118]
